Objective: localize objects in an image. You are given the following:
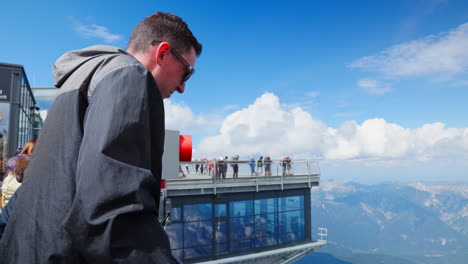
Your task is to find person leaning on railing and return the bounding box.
[231,155,239,178]
[264,155,272,176]
[249,156,256,176]
[257,156,263,176]
[286,157,292,176]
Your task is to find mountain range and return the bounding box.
[297,180,468,264]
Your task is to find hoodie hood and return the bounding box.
[52,45,133,88]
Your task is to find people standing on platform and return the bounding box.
[217,157,225,179]
[179,165,186,178]
[0,12,202,263]
[282,157,287,177]
[208,159,214,178]
[224,156,229,178]
[249,156,256,176]
[200,158,205,175]
[264,155,272,176]
[257,156,263,176]
[286,157,292,175]
[195,159,200,175]
[232,155,239,178]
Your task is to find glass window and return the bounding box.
[18,111,24,147]
[279,231,305,244]
[184,203,212,221]
[254,213,277,238]
[168,193,308,262]
[23,111,27,143]
[171,207,181,221]
[184,245,212,260]
[215,221,227,243]
[255,235,278,247]
[230,239,252,252]
[230,200,253,217]
[230,216,253,241]
[279,210,304,233]
[0,102,10,174]
[215,204,226,217]
[255,198,277,215]
[165,223,183,249]
[172,249,183,261]
[215,243,227,254]
[279,196,304,211]
[184,220,212,248]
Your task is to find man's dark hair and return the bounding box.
[127,12,202,56]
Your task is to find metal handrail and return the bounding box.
[311,227,328,242]
[176,159,321,193]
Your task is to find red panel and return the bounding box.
[179,135,192,161]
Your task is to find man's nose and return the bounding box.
[176,83,185,94]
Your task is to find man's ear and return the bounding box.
[154,42,171,65]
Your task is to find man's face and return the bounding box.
[157,47,197,99]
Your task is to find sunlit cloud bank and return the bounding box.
[349,22,468,77]
[191,93,468,161]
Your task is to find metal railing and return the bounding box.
[179,159,320,179]
[312,227,328,242]
[166,159,321,195]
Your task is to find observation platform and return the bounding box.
[165,159,321,197]
[161,159,326,264]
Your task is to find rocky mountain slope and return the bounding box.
[299,180,468,264]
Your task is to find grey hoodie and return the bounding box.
[0,45,173,263]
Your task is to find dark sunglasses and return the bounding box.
[151,40,195,83]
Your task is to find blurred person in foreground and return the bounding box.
[1,156,31,208]
[1,140,35,183]
[0,139,35,208]
[0,11,202,263]
[0,156,31,240]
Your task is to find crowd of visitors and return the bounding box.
[182,155,293,179]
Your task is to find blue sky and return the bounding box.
[1,0,468,183]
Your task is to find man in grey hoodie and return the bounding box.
[0,12,201,263]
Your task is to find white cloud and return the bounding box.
[196,93,468,162]
[198,93,328,158]
[164,100,207,131]
[357,78,392,94]
[223,104,240,111]
[73,20,122,43]
[349,22,468,77]
[307,91,320,97]
[334,112,359,118]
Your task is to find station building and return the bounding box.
[0,63,43,173]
